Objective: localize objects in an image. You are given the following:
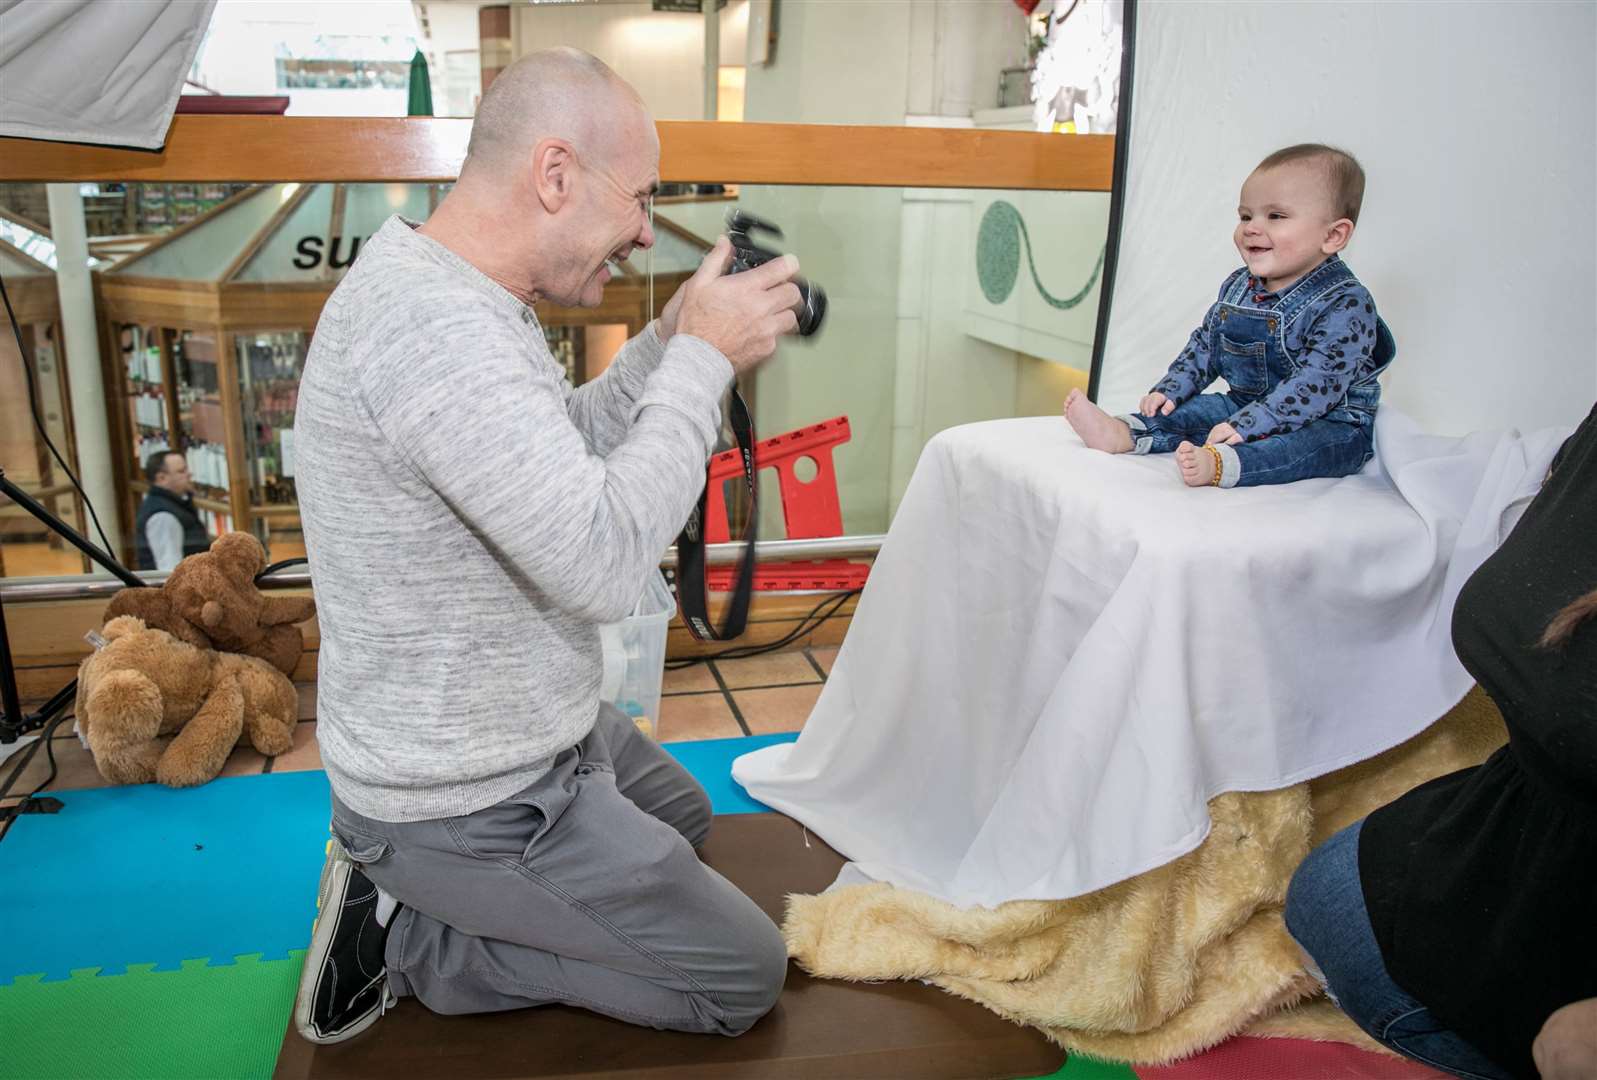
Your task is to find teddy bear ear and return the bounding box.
[102,615,148,639]
[211,532,266,580]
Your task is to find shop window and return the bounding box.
[0,247,83,577]
[237,331,307,559]
[275,58,411,91]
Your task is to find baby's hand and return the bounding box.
[1140,392,1176,417]
[1206,422,1244,446]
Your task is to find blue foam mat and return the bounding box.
[662,731,796,813]
[0,732,796,984]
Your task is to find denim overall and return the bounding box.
[1128,258,1396,487]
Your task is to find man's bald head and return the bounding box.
[464,47,649,179]
[424,47,660,310]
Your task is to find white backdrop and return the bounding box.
[0,0,215,148]
[1097,1,1596,436]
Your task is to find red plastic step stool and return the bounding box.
[703,415,872,592]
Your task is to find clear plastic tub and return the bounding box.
[598,571,675,739]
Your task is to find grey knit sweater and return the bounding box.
[295,216,730,822]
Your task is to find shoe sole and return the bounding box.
[293,848,396,1045]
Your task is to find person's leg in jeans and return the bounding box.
[1065,389,1239,456]
[1124,393,1241,455]
[1214,415,1371,488]
[1285,821,1514,1080]
[334,704,787,1035]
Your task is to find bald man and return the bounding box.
[292,48,803,1045]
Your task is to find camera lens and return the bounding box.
[796,280,827,337]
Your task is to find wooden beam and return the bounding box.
[215,329,252,534]
[0,275,59,323]
[323,183,348,283]
[218,281,332,331]
[221,182,314,284]
[0,204,51,237]
[0,118,1114,192]
[105,184,268,274]
[96,304,137,555]
[662,124,1114,191]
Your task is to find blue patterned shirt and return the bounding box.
[1151,256,1382,438]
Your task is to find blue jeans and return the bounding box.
[1123,392,1373,488]
[1284,821,1514,1080]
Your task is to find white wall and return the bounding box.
[1098,1,1597,436]
[512,0,749,121]
[192,0,421,116]
[741,0,917,534]
[906,0,1029,117]
[414,1,483,116]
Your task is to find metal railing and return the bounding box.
[0,534,887,603]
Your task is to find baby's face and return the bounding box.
[1233,163,1345,292]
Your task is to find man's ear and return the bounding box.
[533,138,576,213]
[1322,218,1354,255]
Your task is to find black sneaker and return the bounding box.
[294,838,397,1044]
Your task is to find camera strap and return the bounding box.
[675,387,758,640]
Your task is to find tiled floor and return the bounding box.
[0,645,838,802]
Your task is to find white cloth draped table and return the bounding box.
[733,410,1567,908]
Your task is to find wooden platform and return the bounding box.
[274,813,1063,1080]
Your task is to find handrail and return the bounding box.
[0,481,76,501]
[0,117,1113,192]
[0,534,887,602]
[0,117,1100,589]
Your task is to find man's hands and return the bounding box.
[1140,391,1176,417]
[657,277,686,341]
[1206,421,1244,446]
[1534,998,1597,1080]
[670,236,803,375]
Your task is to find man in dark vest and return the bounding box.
[135,451,210,571]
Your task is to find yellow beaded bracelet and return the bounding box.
[1205,444,1223,487]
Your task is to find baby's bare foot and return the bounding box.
[1064,389,1133,454]
[1176,441,1217,487]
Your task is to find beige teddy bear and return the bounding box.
[76,615,299,787]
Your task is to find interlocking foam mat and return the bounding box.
[0,732,1425,1079]
[2,955,303,1080]
[0,733,801,988]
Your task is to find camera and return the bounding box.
[725,210,827,336]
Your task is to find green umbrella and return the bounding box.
[407,48,434,117]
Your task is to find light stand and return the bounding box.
[0,467,145,829]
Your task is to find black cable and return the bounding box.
[0,270,116,557]
[0,708,73,844]
[666,588,858,670]
[256,556,308,583]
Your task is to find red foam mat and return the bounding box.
[1135,1036,1451,1080]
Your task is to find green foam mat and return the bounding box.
[0,949,1137,1080]
[0,952,304,1080]
[1036,1054,1142,1079]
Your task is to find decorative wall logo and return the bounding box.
[975,200,1105,310]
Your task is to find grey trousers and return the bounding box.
[327,704,788,1035]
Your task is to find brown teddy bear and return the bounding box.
[103,532,315,676]
[76,615,299,787]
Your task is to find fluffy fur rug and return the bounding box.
[781,688,1507,1065]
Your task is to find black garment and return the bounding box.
[133,486,210,571]
[1359,403,1597,1079]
